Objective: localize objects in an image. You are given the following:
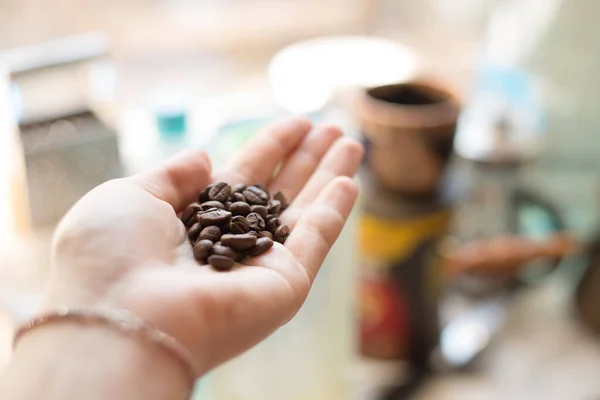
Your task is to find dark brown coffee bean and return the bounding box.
[248,231,259,238]
[229,216,250,234]
[211,243,236,260]
[218,242,246,262]
[187,222,203,242]
[221,233,257,250]
[250,205,268,219]
[274,225,290,244]
[208,255,235,271]
[246,212,265,231]
[209,182,232,203]
[233,249,247,262]
[182,202,202,226]
[223,201,232,210]
[184,214,200,229]
[230,202,251,216]
[273,191,289,210]
[198,184,214,203]
[257,230,273,240]
[266,216,281,232]
[243,186,269,205]
[198,209,232,226]
[267,199,282,215]
[199,225,222,242]
[232,192,246,202]
[233,183,246,193]
[193,239,213,261]
[247,237,274,257]
[200,201,225,210]
[196,208,217,223]
[254,184,269,193]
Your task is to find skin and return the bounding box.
[0,117,364,399]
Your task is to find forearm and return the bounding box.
[0,323,190,400]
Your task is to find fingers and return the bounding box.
[269,125,343,200]
[129,148,212,211]
[215,117,312,185]
[284,176,359,282]
[281,137,363,227]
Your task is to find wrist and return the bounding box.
[1,319,191,400]
[42,279,206,372]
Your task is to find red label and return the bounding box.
[358,276,410,359]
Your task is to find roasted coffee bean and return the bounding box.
[273,191,289,210]
[266,216,281,232]
[254,184,269,193]
[193,239,213,261]
[257,230,273,240]
[182,202,202,226]
[229,215,250,234]
[233,183,246,193]
[211,243,237,260]
[198,184,214,203]
[267,199,282,215]
[248,237,274,257]
[243,186,269,205]
[208,255,235,271]
[250,205,268,219]
[200,201,225,211]
[198,209,232,226]
[215,241,245,261]
[246,212,266,231]
[199,225,222,242]
[187,222,203,242]
[230,201,251,216]
[185,181,294,269]
[274,225,290,243]
[232,192,246,202]
[221,233,257,250]
[184,214,200,229]
[196,208,217,222]
[233,249,247,262]
[209,182,232,203]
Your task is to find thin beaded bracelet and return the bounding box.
[13,305,196,399]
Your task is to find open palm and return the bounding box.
[45,117,363,376]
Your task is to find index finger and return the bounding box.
[214,117,312,185]
[284,176,358,282]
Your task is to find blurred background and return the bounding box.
[2,0,600,399]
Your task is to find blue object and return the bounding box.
[156,110,187,139]
[477,62,546,133]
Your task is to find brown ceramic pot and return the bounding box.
[355,81,461,196]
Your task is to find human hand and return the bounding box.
[45,117,363,375]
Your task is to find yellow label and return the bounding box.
[358,210,451,265]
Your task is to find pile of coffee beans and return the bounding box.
[180,182,290,271]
